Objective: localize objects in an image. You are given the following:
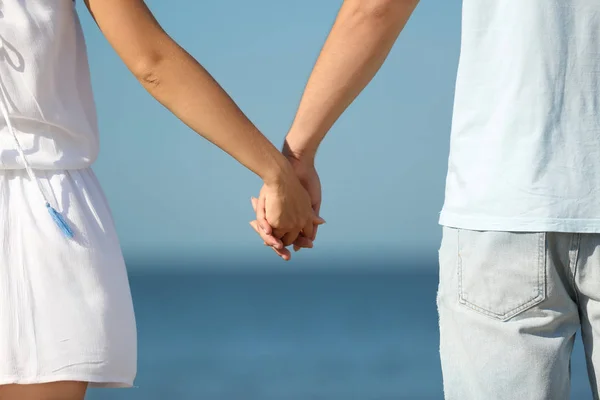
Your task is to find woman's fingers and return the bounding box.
[249,219,283,250]
[249,220,291,260]
[255,195,272,235]
[271,245,292,261]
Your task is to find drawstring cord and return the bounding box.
[0,73,74,238]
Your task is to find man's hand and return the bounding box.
[256,162,324,249]
[250,147,323,260]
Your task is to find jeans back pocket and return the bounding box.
[457,229,547,321]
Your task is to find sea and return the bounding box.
[86,265,594,400]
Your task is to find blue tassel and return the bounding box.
[46,203,74,239]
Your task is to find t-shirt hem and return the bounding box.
[439,212,600,233]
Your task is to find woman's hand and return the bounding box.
[255,167,325,249]
[249,148,323,261]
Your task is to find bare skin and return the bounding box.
[0,381,88,400]
[3,0,326,397]
[250,0,420,259]
[84,0,322,243]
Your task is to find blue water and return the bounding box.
[86,270,593,399]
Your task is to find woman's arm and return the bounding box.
[84,0,289,184]
[84,0,322,242]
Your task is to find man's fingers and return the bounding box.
[293,236,314,252]
[249,220,283,249]
[312,226,319,242]
[312,214,326,225]
[311,203,322,241]
[294,236,314,248]
[281,230,300,247]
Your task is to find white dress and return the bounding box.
[0,169,137,387]
[0,0,137,387]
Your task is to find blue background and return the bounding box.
[77,0,459,270]
[76,1,594,398]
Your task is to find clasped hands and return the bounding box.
[249,146,323,261]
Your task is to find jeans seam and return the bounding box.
[539,232,547,302]
[457,228,462,307]
[574,235,581,304]
[569,233,581,304]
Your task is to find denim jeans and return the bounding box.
[438,227,600,399]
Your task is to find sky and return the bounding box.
[75,1,462,270]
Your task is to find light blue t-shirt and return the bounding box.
[440,0,600,232]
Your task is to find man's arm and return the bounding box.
[85,0,322,240]
[251,0,419,259]
[284,0,419,161]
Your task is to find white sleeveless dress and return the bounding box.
[0,0,137,387]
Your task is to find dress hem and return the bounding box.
[0,374,134,388]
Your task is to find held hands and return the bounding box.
[249,148,323,260]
